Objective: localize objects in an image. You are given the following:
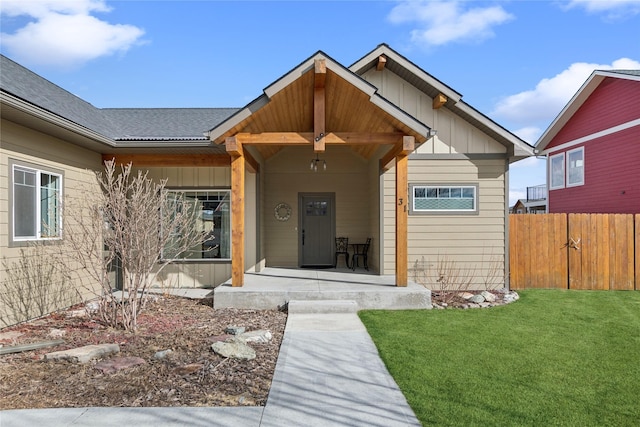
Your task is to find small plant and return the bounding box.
[413,254,476,305]
[0,244,78,326]
[60,160,210,331]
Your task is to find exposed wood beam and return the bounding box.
[314,59,326,88]
[225,136,243,156]
[377,55,387,71]
[102,153,230,167]
[379,136,415,172]
[396,153,408,287]
[235,132,404,146]
[433,93,447,109]
[226,136,259,174]
[230,148,245,287]
[314,59,326,153]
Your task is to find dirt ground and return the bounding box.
[0,296,287,409]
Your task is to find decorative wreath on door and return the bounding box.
[274,202,292,221]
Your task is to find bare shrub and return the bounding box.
[413,254,476,304]
[0,244,78,326]
[480,250,505,289]
[60,160,209,331]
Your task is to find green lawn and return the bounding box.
[359,290,640,426]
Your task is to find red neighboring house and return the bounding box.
[535,70,640,214]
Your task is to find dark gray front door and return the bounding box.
[299,193,335,267]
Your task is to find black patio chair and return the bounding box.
[351,237,371,271]
[334,237,350,268]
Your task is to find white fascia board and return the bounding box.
[350,45,462,103]
[207,106,254,143]
[1,92,116,147]
[265,54,376,99]
[455,101,533,156]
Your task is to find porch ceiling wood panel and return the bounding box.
[213,68,426,160]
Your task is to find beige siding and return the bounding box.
[361,68,507,155]
[263,146,373,268]
[382,158,507,289]
[1,119,103,325]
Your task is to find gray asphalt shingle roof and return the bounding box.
[103,108,239,141]
[0,54,238,142]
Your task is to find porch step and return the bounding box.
[288,300,358,314]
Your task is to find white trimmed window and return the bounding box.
[11,163,63,241]
[410,184,478,214]
[549,153,565,190]
[566,147,584,187]
[164,190,231,260]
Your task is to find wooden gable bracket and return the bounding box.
[314,59,326,153]
[379,136,415,172]
[376,55,387,71]
[433,93,447,110]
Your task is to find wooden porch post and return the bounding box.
[227,137,245,287]
[396,153,408,286]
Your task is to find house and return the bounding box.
[535,70,640,213]
[1,44,533,318]
[511,184,547,213]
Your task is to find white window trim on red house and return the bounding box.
[549,152,565,190]
[566,146,585,187]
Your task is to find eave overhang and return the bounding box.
[207,50,431,157]
[351,44,534,163]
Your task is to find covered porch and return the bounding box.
[209,53,431,288]
[213,267,432,310]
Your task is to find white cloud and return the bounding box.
[0,0,144,68]
[564,0,640,18]
[388,0,514,47]
[512,126,543,145]
[491,58,640,126]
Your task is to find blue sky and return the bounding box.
[2,0,639,204]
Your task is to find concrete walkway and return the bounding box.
[0,301,420,426]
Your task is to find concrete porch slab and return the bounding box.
[213,267,432,310]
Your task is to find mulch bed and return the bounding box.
[0,296,287,409]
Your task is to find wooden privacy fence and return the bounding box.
[509,214,640,290]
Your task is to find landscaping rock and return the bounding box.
[238,330,272,343]
[95,356,146,374]
[224,326,245,335]
[469,294,485,304]
[207,334,233,343]
[211,338,256,360]
[460,292,475,300]
[480,291,496,303]
[48,328,66,338]
[45,344,120,363]
[154,349,173,360]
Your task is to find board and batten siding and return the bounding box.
[1,119,103,325]
[361,68,507,156]
[263,146,373,268]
